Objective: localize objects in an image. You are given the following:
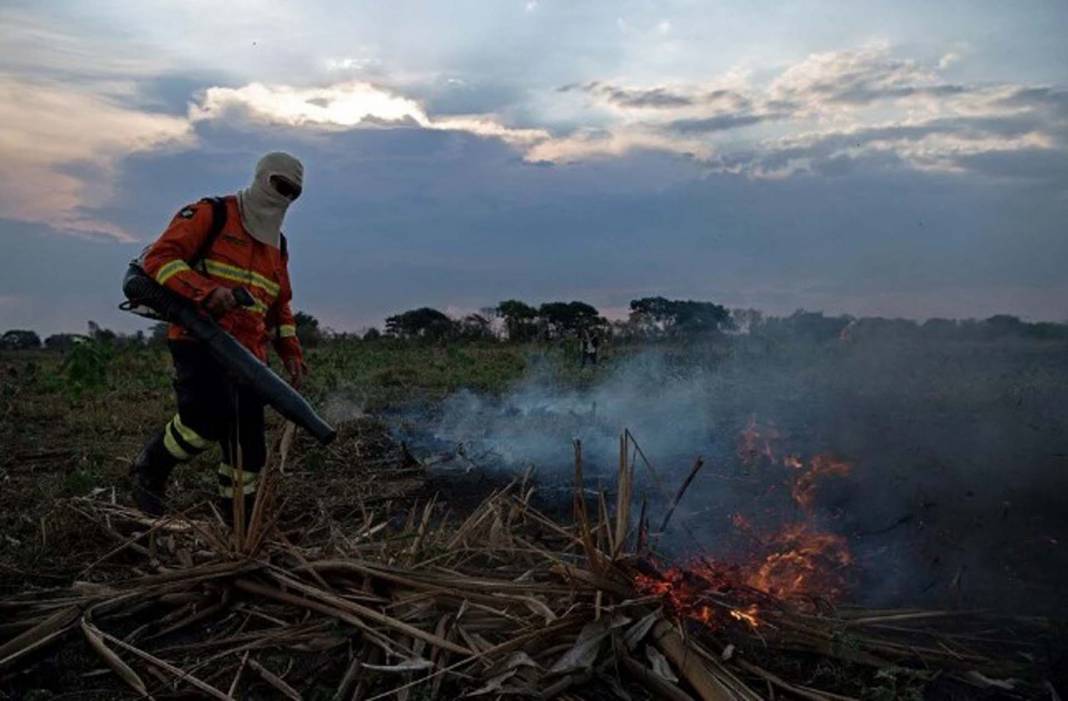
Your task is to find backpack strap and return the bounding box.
[191,196,229,267]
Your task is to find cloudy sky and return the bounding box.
[1,1,1066,335]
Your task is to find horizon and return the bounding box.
[2,1,1066,336]
[8,296,1065,340]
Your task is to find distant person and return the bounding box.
[581,329,600,368]
[129,152,308,524]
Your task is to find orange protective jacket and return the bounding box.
[141,196,303,365]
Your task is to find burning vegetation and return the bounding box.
[4,329,1068,699]
[637,423,856,635]
[2,422,1057,700]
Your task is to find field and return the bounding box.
[2,334,1067,699]
[0,340,532,586]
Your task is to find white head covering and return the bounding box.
[237,152,303,248]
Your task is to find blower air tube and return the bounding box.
[123,263,337,445]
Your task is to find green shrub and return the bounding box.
[60,338,114,395]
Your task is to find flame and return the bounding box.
[635,518,852,625]
[743,523,852,602]
[640,428,856,627]
[783,454,804,470]
[729,604,760,629]
[791,454,851,510]
[634,562,761,630]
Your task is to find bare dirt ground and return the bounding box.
[3,341,1067,699]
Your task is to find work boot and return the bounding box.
[130,430,178,517]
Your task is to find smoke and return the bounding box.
[430,351,716,472]
[322,393,368,424]
[400,336,1068,614]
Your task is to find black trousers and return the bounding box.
[163,341,265,499]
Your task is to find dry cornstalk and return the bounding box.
[649,619,736,701]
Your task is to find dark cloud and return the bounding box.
[6,117,1067,335]
[4,37,1068,334]
[560,81,695,108]
[702,89,752,110]
[667,112,781,134]
[996,87,1068,120]
[952,147,1068,181]
[562,49,1065,172]
[716,115,1067,182]
[562,81,764,112]
[829,83,968,105]
[603,86,694,108]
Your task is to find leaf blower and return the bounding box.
[121,262,337,445]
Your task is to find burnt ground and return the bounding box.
[384,336,1068,621]
[3,340,1068,698]
[0,391,512,699]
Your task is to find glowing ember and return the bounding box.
[743,523,852,602]
[729,604,760,629]
[791,454,852,510]
[634,562,759,630]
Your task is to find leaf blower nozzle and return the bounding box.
[122,262,337,445]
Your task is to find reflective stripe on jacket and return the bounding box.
[141,196,303,364]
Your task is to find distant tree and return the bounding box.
[459,313,494,340]
[673,300,734,335]
[767,310,851,342]
[537,301,602,339]
[847,317,918,342]
[496,300,539,342]
[1,329,42,350]
[921,318,959,340]
[629,297,671,333]
[45,333,81,351]
[955,319,983,341]
[1026,321,1068,340]
[629,297,733,337]
[385,307,456,341]
[609,318,643,342]
[87,321,116,344]
[983,314,1026,338]
[294,310,324,348]
[363,327,382,341]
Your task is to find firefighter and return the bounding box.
[130,152,307,523]
[580,328,600,368]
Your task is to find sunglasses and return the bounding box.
[269,175,303,200]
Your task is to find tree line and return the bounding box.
[3,300,1067,351]
[379,297,735,342]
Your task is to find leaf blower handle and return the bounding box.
[122,263,337,445]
